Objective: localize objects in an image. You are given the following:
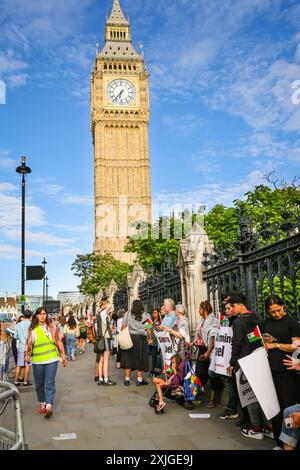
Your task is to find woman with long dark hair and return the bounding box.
[24,307,67,418]
[64,312,79,361]
[261,295,300,446]
[121,299,152,386]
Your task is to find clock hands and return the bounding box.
[112,89,124,103]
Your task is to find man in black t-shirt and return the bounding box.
[227,293,270,441]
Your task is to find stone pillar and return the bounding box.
[179,223,213,333]
[126,262,147,310]
[108,279,118,311]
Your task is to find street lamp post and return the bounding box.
[42,258,47,307]
[16,156,31,314]
[45,276,49,302]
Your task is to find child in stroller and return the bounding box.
[149,353,194,414]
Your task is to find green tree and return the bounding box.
[124,181,300,270]
[71,253,132,296]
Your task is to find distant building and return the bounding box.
[57,291,86,305]
[24,295,54,313]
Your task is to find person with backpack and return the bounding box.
[95,300,116,386]
[63,313,80,361]
[78,316,89,353]
[14,310,33,386]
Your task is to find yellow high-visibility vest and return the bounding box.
[32,325,59,363]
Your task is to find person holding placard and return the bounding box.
[227,293,271,440]
[261,295,300,446]
[194,301,219,408]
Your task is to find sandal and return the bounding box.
[156,401,166,412]
[207,400,216,408]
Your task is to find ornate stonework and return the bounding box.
[91,0,152,263]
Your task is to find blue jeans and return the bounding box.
[32,361,58,405]
[66,334,77,360]
[279,404,300,449]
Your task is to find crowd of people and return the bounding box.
[4,292,300,450]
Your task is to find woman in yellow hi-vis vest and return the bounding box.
[25,307,67,418]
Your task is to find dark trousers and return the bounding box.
[11,338,18,366]
[272,370,300,445]
[195,346,210,387]
[226,375,239,412]
[150,346,159,373]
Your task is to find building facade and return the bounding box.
[57,291,86,305]
[91,0,152,263]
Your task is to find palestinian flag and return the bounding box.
[164,364,172,374]
[219,314,227,324]
[144,318,153,330]
[247,325,262,343]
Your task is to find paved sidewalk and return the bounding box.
[15,345,274,450]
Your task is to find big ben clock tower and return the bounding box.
[91,0,152,263]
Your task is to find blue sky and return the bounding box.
[0,0,299,299]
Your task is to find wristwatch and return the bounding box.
[276,343,280,349]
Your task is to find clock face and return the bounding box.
[107,79,136,105]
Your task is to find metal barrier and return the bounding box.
[0,382,27,450]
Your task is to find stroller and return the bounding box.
[149,352,199,414]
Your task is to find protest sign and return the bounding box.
[238,347,280,421]
[235,368,257,408]
[209,326,233,376]
[156,331,175,368]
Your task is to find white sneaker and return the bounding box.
[272,446,282,450]
[263,428,275,439]
[241,427,264,440]
[71,353,76,361]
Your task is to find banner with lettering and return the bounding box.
[156,331,175,368]
[235,368,257,408]
[209,326,233,376]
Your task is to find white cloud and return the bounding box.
[0,50,29,88]
[0,149,17,169]
[162,114,204,135]
[0,242,19,259]
[5,229,74,247]
[35,180,93,206]
[51,223,92,233]
[61,194,93,206]
[153,170,265,213]
[0,182,46,229]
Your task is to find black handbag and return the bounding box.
[94,337,106,354]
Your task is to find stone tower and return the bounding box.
[91,0,152,263]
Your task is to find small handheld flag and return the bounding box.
[144,318,153,330]
[247,325,262,343]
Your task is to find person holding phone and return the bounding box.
[260,295,300,446]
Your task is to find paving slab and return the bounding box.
[6,344,275,450]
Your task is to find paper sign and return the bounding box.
[235,368,257,408]
[189,414,211,419]
[52,433,77,440]
[209,326,233,376]
[238,347,280,421]
[156,331,175,367]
